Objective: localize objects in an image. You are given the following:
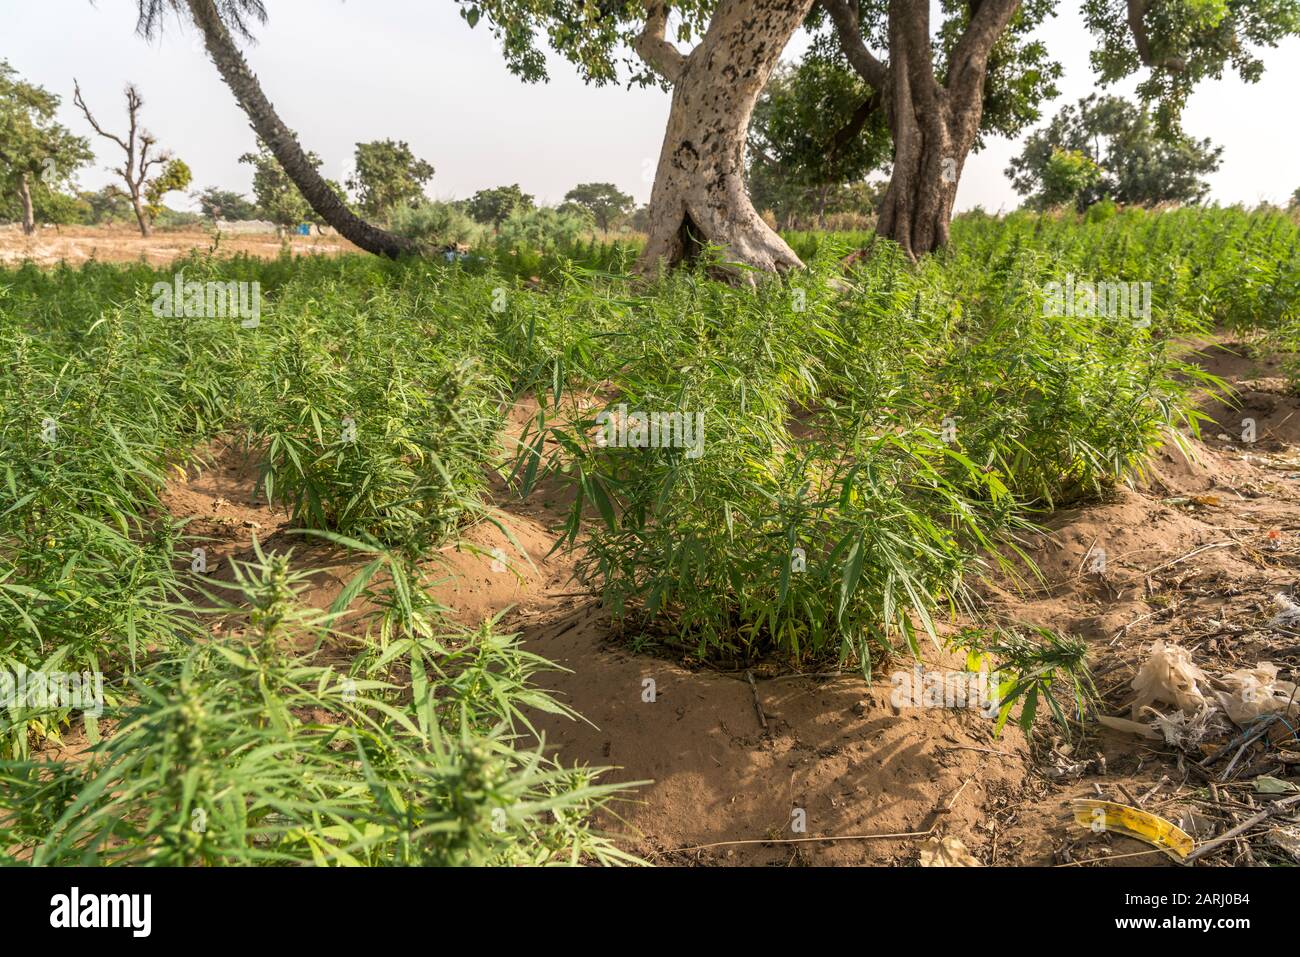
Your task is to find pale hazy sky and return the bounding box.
[5,0,1298,212]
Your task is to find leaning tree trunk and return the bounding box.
[637,0,813,278]
[185,0,414,257]
[18,173,35,236]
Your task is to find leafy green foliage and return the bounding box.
[0,544,636,865]
[249,291,506,552]
[79,185,135,224]
[1035,148,1105,210]
[1008,94,1223,209]
[496,206,590,253]
[347,139,435,220]
[1,205,1294,861]
[388,200,484,248]
[144,157,193,222]
[747,54,890,227]
[467,184,535,230]
[1084,0,1300,128]
[502,210,1264,669]
[455,0,714,86]
[196,186,259,221]
[563,182,634,232]
[0,60,94,228]
[952,626,1097,738]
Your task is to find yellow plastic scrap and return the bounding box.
[1071,798,1195,861]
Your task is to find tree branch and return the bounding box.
[72,81,130,153]
[892,0,939,100]
[827,89,882,162]
[947,0,1020,102]
[632,2,686,83]
[1126,0,1186,72]
[822,0,889,90]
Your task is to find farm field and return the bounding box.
[4,206,1300,867]
[0,223,358,267]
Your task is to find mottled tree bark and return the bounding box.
[636,0,813,278]
[185,0,414,257]
[18,173,35,235]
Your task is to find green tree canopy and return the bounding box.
[196,186,259,221]
[747,51,891,226]
[80,185,135,224]
[1039,148,1105,209]
[562,182,633,231]
[1084,0,1300,129]
[346,139,435,219]
[1007,94,1223,208]
[0,60,93,230]
[0,186,91,225]
[144,157,192,222]
[466,184,535,229]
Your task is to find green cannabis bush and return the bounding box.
[1,205,1294,863]
[0,546,634,865]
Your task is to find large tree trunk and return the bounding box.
[185,0,414,258]
[18,173,35,236]
[873,11,962,260]
[828,0,1020,261]
[637,0,812,279]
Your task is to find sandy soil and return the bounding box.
[0,223,358,267]
[144,337,1300,866]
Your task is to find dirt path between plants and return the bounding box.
[159,338,1300,866]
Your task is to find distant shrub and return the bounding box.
[496,207,590,253]
[1084,198,1119,223]
[387,201,483,249]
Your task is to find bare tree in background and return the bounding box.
[73,81,168,237]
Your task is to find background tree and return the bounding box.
[747,51,890,228]
[80,185,135,224]
[563,182,634,231]
[1034,147,1104,210]
[195,186,258,221]
[346,139,435,220]
[820,0,1296,259]
[628,203,650,233]
[137,0,415,256]
[750,173,886,229]
[72,79,186,236]
[0,186,92,227]
[1007,94,1223,209]
[467,184,534,231]
[240,143,348,231]
[0,61,93,235]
